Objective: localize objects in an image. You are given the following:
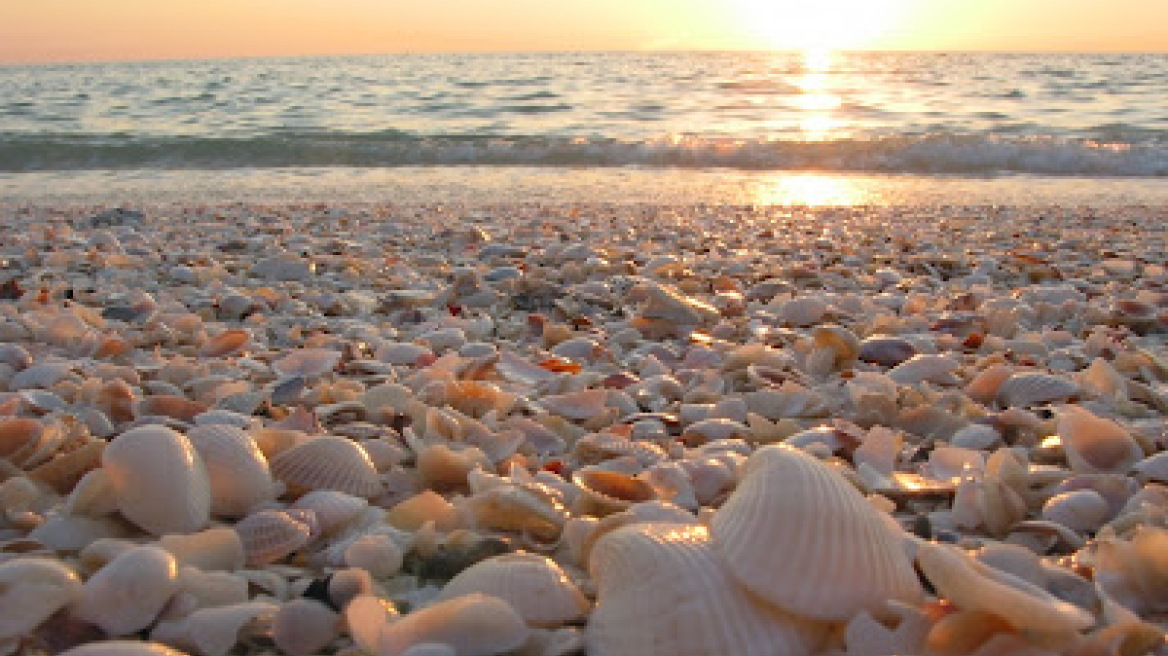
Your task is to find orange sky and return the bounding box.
[1,0,1165,63]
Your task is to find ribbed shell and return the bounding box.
[996,373,1080,408]
[270,436,383,498]
[710,445,922,620]
[188,424,275,518]
[292,489,369,535]
[235,509,313,567]
[438,553,589,627]
[588,522,828,656]
[101,425,211,535]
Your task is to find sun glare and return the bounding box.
[732,0,909,51]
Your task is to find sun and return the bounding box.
[731,0,910,52]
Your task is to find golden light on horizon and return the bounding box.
[731,0,912,51]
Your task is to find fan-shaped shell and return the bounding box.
[996,372,1080,408]
[588,522,828,656]
[270,435,383,498]
[101,425,211,535]
[187,424,275,518]
[1057,406,1143,474]
[234,509,313,567]
[0,557,82,640]
[438,553,588,627]
[710,445,921,620]
[72,545,179,636]
[378,593,529,656]
[273,348,342,378]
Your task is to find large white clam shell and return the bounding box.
[710,445,922,620]
[437,553,588,627]
[270,435,383,498]
[377,593,530,656]
[0,557,82,640]
[588,522,828,656]
[1057,405,1143,474]
[101,425,211,535]
[187,424,275,518]
[917,541,1094,644]
[73,545,179,636]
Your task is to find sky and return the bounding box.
[1,0,1166,63]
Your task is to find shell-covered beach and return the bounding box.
[2,200,1168,656]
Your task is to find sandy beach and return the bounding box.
[1,199,1167,655]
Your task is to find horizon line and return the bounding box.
[2,47,1166,67]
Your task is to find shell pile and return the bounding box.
[1,202,1168,656]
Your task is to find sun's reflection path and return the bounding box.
[748,173,869,207]
[795,50,842,140]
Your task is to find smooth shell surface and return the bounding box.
[588,522,828,656]
[72,545,179,636]
[377,593,530,656]
[58,643,190,656]
[101,425,211,535]
[0,557,83,640]
[710,445,922,620]
[438,553,589,627]
[187,424,275,518]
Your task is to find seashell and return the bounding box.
[949,423,1002,451]
[680,418,750,446]
[272,599,340,656]
[964,364,1014,405]
[158,527,246,572]
[28,515,130,551]
[1094,526,1168,615]
[0,417,52,465]
[588,522,828,656]
[416,443,489,493]
[887,354,960,386]
[378,593,530,656]
[10,361,74,390]
[858,336,917,367]
[270,435,383,498]
[776,296,828,326]
[996,372,1080,408]
[917,541,1094,644]
[457,482,567,541]
[974,542,1045,589]
[165,600,279,656]
[250,427,308,459]
[377,342,434,366]
[809,324,860,371]
[1057,406,1144,474]
[571,467,656,517]
[274,348,342,378]
[174,566,249,612]
[0,343,32,370]
[539,389,610,422]
[1040,489,1110,533]
[635,282,719,326]
[0,557,82,640]
[134,394,209,423]
[102,424,211,535]
[58,642,189,656]
[292,489,368,536]
[28,440,105,495]
[344,534,404,579]
[388,490,460,532]
[187,424,275,518]
[438,553,588,627]
[711,445,921,620]
[345,594,400,653]
[73,545,179,636]
[234,509,314,567]
[199,329,250,358]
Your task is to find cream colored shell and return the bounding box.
[378,593,530,656]
[270,435,383,498]
[187,424,276,518]
[588,522,828,656]
[101,425,211,535]
[438,552,588,627]
[710,445,921,620]
[0,557,82,640]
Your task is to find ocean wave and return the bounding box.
[0,132,1164,176]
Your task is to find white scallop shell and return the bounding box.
[73,545,179,636]
[917,541,1094,642]
[710,445,922,620]
[234,509,314,567]
[344,534,404,579]
[292,489,369,535]
[996,372,1080,408]
[270,435,383,498]
[588,522,829,656]
[1040,489,1110,533]
[273,599,340,656]
[378,593,529,656]
[1057,405,1144,474]
[101,425,211,535]
[158,527,246,572]
[187,424,276,518]
[438,553,588,627]
[0,557,82,640]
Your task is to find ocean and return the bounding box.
[2,51,1166,205]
